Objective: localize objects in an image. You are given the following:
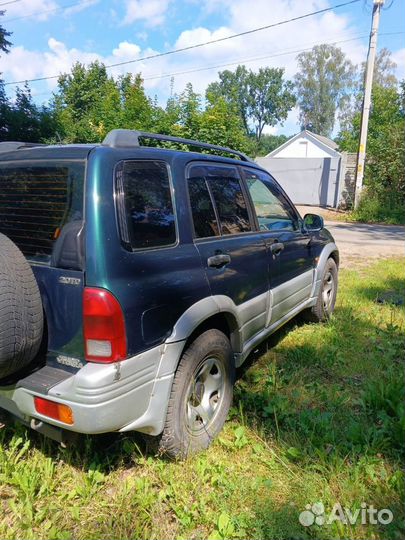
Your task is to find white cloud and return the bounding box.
[2,0,404,134]
[1,38,102,88]
[392,48,405,81]
[122,0,171,27]
[2,0,58,22]
[2,0,101,22]
[63,0,99,17]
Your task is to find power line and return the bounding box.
[3,0,361,86]
[142,35,372,82]
[28,29,403,100]
[3,0,95,23]
[0,0,22,7]
[31,34,370,98]
[7,29,404,96]
[115,30,405,82]
[10,29,404,98]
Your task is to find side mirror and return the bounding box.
[303,213,324,232]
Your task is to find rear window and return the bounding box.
[0,161,85,261]
[116,160,176,250]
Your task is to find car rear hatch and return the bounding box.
[0,146,91,370]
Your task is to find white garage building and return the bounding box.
[256,130,355,208]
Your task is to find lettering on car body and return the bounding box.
[58,276,81,286]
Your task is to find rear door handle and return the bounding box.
[270,242,284,255]
[207,254,231,268]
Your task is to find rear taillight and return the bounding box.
[83,287,127,363]
[34,397,74,425]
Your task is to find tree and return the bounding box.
[207,66,250,134]
[255,133,291,156]
[53,62,158,142]
[54,61,122,142]
[200,91,253,155]
[0,11,12,140]
[0,80,12,140]
[207,65,295,141]
[119,73,155,131]
[361,47,397,88]
[247,67,295,141]
[338,84,405,223]
[178,83,202,138]
[0,10,11,56]
[294,44,356,136]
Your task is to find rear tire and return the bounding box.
[304,257,338,322]
[160,329,234,459]
[0,233,44,379]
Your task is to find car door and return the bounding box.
[240,167,314,326]
[186,162,269,344]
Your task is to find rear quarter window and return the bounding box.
[0,161,85,262]
[116,160,176,250]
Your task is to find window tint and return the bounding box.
[188,176,219,238]
[205,166,251,235]
[0,161,84,261]
[121,160,176,250]
[243,169,298,232]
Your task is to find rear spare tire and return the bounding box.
[0,233,43,379]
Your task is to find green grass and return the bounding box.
[1,258,404,540]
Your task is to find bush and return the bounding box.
[352,188,405,224]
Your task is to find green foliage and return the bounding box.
[53,61,120,142]
[362,47,398,89]
[0,257,404,539]
[0,83,58,142]
[207,65,295,141]
[255,133,292,156]
[27,63,252,154]
[294,44,356,136]
[338,84,405,224]
[0,10,11,56]
[207,65,251,134]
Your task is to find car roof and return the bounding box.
[0,144,96,162]
[0,142,264,171]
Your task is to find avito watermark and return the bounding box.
[299,502,393,527]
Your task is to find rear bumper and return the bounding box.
[0,340,185,437]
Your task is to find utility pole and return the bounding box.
[354,0,384,209]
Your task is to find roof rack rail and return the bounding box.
[102,129,252,162]
[0,141,45,153]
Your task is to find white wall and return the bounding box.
[273,136,334,158]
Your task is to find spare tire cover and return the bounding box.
[0,233,44,379]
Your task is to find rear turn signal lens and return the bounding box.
[34,397,74,425]
[83,287,127,363]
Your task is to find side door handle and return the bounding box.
[207,254,231,268]
[270,242,284,255]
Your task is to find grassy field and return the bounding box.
[0,258,404,540]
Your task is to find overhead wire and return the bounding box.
[2,0,96,23]
[11,30,405,99]
[0,0,22,7]
[3,0,362,86]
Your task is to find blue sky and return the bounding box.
[1,0,404,135]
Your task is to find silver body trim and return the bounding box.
[0,243,338,436]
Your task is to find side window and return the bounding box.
[243,169,298,232]
[119,160,176,250]
[206,166,251,235]
[187,175,219,238]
